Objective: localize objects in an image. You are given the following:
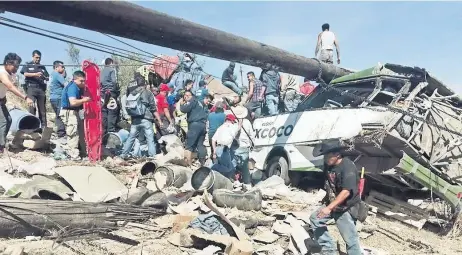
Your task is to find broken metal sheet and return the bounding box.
[17,157,56,176]
[4,175,72,200]
[396,153,462,210]
[54,166,128,203]
[0,172,30,192]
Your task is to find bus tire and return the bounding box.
[265,156,290,185]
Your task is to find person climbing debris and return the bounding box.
[309,139,362,255]
[120,73,161,159]
[315,23,341,65]
[221,62,242,96]
[100,58,120,134]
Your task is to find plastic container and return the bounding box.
[102,129,129,149]
[9,108,41,133]
[191,166,233,193]
[152,164,192,189]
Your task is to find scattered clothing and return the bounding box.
[189,212,229,235]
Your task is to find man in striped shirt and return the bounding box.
[244,71,264,119]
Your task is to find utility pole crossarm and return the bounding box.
[0,1,352,82]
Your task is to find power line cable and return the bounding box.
[0,16,224,81]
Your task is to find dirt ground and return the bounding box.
[1,136,462,255]
[1,214,461,255]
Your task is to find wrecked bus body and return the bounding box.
[250,63,462,212]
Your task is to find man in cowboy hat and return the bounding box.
[309,139,362,255]
[232,105,254,189]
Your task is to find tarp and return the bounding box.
[152,55,180,80]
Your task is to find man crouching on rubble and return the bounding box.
[310,140,362,255]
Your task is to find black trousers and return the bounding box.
[102,107,119,134]
[26,86,47,128]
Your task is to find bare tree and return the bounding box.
[111,54,144,94]
[66,43,81,67]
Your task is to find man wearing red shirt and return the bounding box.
[156,84,174,135]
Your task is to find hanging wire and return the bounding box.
[0,16,223,81]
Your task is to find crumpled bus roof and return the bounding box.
[331,63,460,102]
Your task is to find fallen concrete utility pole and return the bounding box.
[0,1,351,82]
[0,198,166,239]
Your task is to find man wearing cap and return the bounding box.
[156,83,175,136]
[211,114,242,179]
[310,139,362,255]
[221,62,242,96]
[180,90,208,166]
[207,101,226,161]
[233,106,254,188]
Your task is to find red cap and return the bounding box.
[160,84,170,92]
[225,114,236,122]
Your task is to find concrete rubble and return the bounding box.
[0,132,459,254]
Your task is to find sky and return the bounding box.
[0,1,461,92]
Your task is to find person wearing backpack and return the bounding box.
[120,73,162,159]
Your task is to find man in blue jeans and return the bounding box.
[260,64,281,116]
[49,61,67,141]
[221,62,242,96]
[120,73,162,159]
[310,140,362,255]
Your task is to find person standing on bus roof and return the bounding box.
[315,23,341,65]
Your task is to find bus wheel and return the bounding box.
[265,156,290,185]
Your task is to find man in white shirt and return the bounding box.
[315,23,341,65]
[232,106,254,189]
[0,53,34,152]
[211,114,242,179]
